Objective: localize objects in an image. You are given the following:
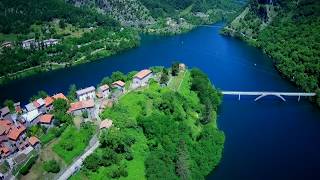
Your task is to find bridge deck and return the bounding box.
[221,91,316,96]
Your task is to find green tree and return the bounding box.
[160,68,169,85]
[43,160,60,173]
[67,84,77,101]
[3,99,15,113]
[171,62,180,76]
[53,99,70,113]
[111,71,127,82]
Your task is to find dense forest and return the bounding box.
[0,0,139,82]
[0,0,118,34]
[223,0,320,105]
[72,67,225,179]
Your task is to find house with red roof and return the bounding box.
[132,69,153,88]
[38,114,54,127]
[0,145,11,158]
[52,93,68,101]
[44,96,54,111]
[28,136,40,149]
[33,98,46,113]
[68,99,95,119]
[98,84,110,99]
[7,124,26,150]
[112,80,126,92]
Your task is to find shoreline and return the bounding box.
[0,19,223,86]
[220,29,320,107]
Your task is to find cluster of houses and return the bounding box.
[0,68,154,175]
[22,38,59,50]
[0,93,69,162]
[0,38,59,50]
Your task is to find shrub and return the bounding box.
[43,160,60,173]
[19,155,38,175]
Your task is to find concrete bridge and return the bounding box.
[221,91,316,102]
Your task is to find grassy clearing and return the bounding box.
[167,71,186,91]
[21,139,66,180]
[52,125,95,164]
[120,129,148,180]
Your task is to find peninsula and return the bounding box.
[0,63,224,179]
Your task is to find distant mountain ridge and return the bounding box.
[67,0,243,34]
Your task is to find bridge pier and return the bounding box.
[238,94,241,101]
[298,95,301,102]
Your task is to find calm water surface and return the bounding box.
[1,24,320,179]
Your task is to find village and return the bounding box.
[0,63,186,179]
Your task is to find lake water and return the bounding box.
[1,24,320,179]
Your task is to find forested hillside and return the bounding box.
[223,0,320,105]
[0,0,139,83]
[68,0,242,34]
[0,0,242,84]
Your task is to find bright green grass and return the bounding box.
[52,125,95,164]
[168,71,186,91]
[120,129,148,180]
[71,71,209,179]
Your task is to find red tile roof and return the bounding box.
[33,101,41,108]
[28,136,40,146]
[135,69,152,79]
[0,146,10,157]
[0,120,12,135]
[68,99,95,113]
[44,96,54,107]
[39,114,54,124]
[99,84,110,91]
[8,124,26,141]
[52,93,68,100]
[112,80,125,87]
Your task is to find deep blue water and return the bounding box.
[1,24,320,179]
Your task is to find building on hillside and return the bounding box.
[33,98,46,113]
[112,81,125,92]
[0,145,11,158]
[22,109,41,127]
[52,93,68,101]
[7,124,26,149]
[179,63,186,71]
[132,69,153,88]
[28,136,40,149]
[44,96,54,111]
[100,119,113,130]
[0,107,10,119]
[68,99,95,119]
[98,84,110,99]
[1,41,13,48]
[76,86,96,101]
[25,102,36,112]
[42,39,59,47]
[22,39,37,49]
[38,114,54,128]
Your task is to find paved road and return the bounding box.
[57,139,100,180]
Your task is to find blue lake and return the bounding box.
[1,24,320,179]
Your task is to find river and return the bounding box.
[1,24,320,179]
